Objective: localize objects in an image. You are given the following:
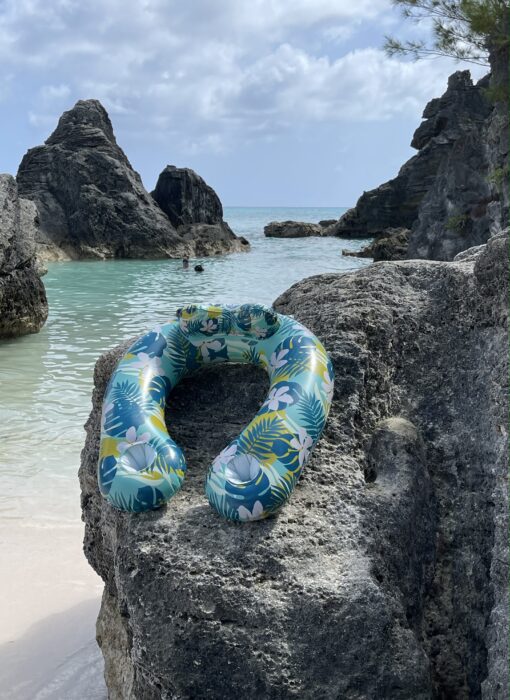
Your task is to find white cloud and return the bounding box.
[0,0,487,154]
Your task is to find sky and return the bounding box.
[0,0,486,207]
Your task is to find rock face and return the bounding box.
[152,165,249,255]
[329,71,495,260]
[17,101,247,261]
[343,227,410,262]
[407,72,496,260]
[0,174,48,338]
[152,166,223,228]
[264,220,324,238]
[80,231,507,699]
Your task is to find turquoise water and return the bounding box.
[0,207,372,523]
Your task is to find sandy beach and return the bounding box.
[0,519,105,699]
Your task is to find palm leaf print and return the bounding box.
[237,416,289,461]
[297,392,325,442]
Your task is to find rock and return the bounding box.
[0,174,48,338]
[16,101,245,261]
[80,231,507,698]
[179,223,250,256]
[407,72,497,260]
[152,165,223,228]
[264,220,324,238]
[328,70,494,257]
[318,219,337,228]
[343,227,410,261]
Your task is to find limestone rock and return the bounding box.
[0,174,48,338]
[264,220,324,238]
[328,70,494,258]
[343,227,410,261]
[152,165,223,228]
[152,165,250,255]
[80,231,507,698]
[16,101,245,261]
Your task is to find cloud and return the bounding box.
[0,0,487,154]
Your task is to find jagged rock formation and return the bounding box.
[0,174,48,338]
[152,165,224,228]
[328,71,496,261]
[264,220,326,237]
[152,165,249,254]
[80,231,507,699]
[16,101,247,261]
[343,227,410,262]
[407,72,497,260]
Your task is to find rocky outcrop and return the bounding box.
[17,101,246,261]
[0,174,48,338]
[80,231,507,699]
[152,165,249,254]
[152,166,223,228]
[327,70,495,262]
[264,220,325,237]
[407,72,497,260]
[343,227,410,261]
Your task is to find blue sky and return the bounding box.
[0,0,485,207]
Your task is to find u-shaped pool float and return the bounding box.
[98,304,334,521]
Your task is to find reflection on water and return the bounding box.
[0,207,372,523]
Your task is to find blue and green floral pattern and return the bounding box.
[98,304,334,521]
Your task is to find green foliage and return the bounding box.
[384,0,509,65]
[446,213,471,232]
[487,164,510,186]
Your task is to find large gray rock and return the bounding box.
[343,227,410,262]
[0,174,48,338]
[152,166,223,228]
[327,70,494,256]
[264,220,324,238]
[16,101,245,261]
[152,165,250,254]
[80,231,507,698]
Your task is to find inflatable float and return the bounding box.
[98,303,334,521]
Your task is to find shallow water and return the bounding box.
[0,207,371,690]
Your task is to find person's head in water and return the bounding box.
[194,264,204,273]
[182,258,189,269]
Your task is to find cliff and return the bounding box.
[17,101,247,261]
[0,174,48,338]
[80,230,507,698]
[329,69,504,260]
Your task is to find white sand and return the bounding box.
[0,519,106,699]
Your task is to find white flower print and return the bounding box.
[237,501,264,521]
[200,319,218,333]
[253,326,267,338]
[118,426,151,454]
[190,338,223,360]
[225,455,261,484]
[270,348,289,371]
[212,444,238,473]
[290,427,314,468]
[131,352,165,379]
[321,370,334,404]
[263,385,293,412]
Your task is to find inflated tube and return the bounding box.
[98,303,333,521]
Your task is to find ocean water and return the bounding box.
[0,207,372,694]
